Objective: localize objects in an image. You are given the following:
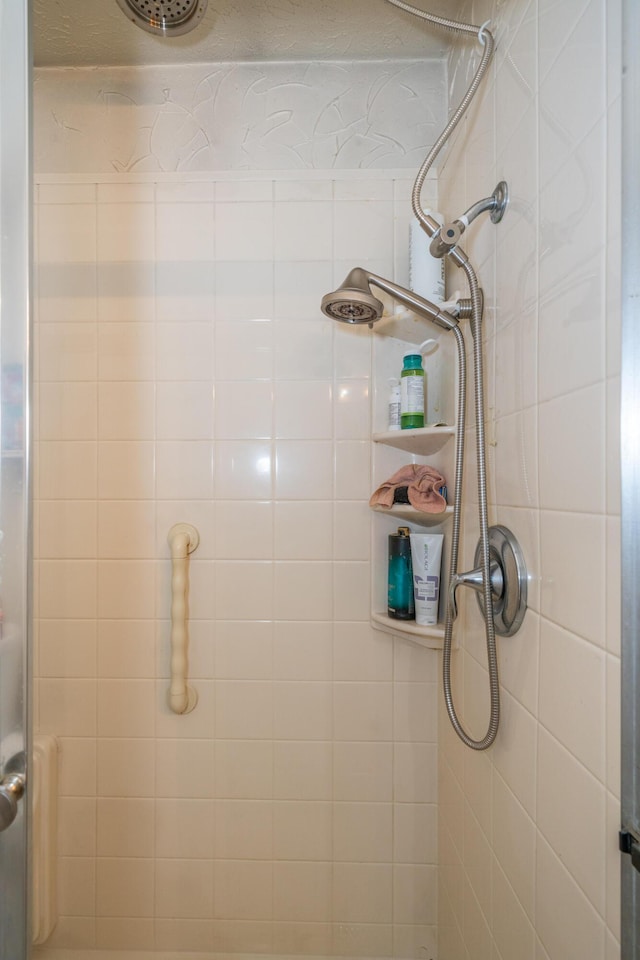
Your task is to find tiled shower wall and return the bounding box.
[33,60,447,957]
[436,1,622,958]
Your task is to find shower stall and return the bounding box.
[0,0,630,957]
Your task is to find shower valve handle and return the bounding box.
[449,561,503,622]
[0,773,25,833]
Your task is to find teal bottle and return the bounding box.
[387,527,415,620]
[400,352,425,429]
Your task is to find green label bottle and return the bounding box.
[400,351,425,429]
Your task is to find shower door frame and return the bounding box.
[621,0,640,954]
[0,0,32,958]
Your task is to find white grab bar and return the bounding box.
[167,523,200,714]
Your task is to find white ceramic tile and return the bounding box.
[334,440,371,500]
[274,381,333,439]
[540,510,606,646]
[38,323,97,382]
[58,857,96,918]
[215,261,274,322]
[213,860,273,920]
[156,381,213,440]
[97,798,155,857]
[97,261,156,323]
[96,738,154,799]
[215,202,274,261]
[156,261,215,322]
[492,771,536,920]
[334,380,371,440]
[97,440,155,499]
[333,561,370,621]
[274,500,332,560]
[492,858,536,960]
[334,682,393,741]
[333,200,394,261]
[272,801,332,860]
[214,800,273,860]
[333,742,393,802]
[273,741,332,801]
[272,621,333,682]
[39,383,97,440]
[97,203,155,263]
[97,184,154,204]
[96,858,155,918]
[333,863,393,923]
[95,918,154,951]
[97,619,156,679]
[273,862,332,922]
[39,619,97,678]
[98,382,155,440]
[39,441,97,500]
[274,562,333,620]
[393,803,437,864]
[539,618,606,780]
[156,202,214,262]
[98,559,155,620]
[394,742,437,804]
[333,500,370,560]
[274,202,332,261]
[39,500,97,560]
[536,835,605,960]
[333,622,392,682]
[333,801,392,862]
[215,380,273,439]
[539,383,606,513]
[215,501,273,560]
[275,440,333,499]
[57,798,96,857]
[97,323,155,381]
[38,560,97,619]
[215,440,273,499]
[215,740,273,800]
[39,204,96,263]
[97,679,156,738]
[215,561,273,620]
[537,727,606,912]
[273,261,333,322]
[215,680,273,739]
[273,681,332,740]
[155,799,215,859]
[606,654,621,798]
[273,321,333,380]
[155,739,215,800]
[98,500,156,559]
[155,440,214,500]
[491,691,538,819]
[156,322,214,381]
[215,620,273,680]
[215,320,273,380]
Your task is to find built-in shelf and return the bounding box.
[370,503,453,526]
[372,425,455,455]
[371,611,445,649]
[374,309,445,344]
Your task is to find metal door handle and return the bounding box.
[0,773,25,832]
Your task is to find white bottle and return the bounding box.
[410,214,445,304]
[388,378,401,431]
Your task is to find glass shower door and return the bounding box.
[0,1,31,959]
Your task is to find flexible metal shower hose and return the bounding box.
[385,0,500,749]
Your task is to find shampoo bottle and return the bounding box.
[400,351,425,429]
[388,526,415,620]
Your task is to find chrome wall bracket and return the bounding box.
[450,524,527,637]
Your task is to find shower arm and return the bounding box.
[429,182,509,259]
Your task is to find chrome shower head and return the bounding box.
[321,269,384,324]
[115,0,208,36]
[321,267,459,332]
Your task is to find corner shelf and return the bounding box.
[371,612,445,649]
[370,503,453,527]
[372,426,455,455]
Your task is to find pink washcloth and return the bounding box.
[369,464,447,513]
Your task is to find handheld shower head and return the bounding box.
[321,267,458,332]
[321,269,384,324]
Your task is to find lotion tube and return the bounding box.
[410,533,444,625]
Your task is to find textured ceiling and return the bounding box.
[33,0,456,68]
